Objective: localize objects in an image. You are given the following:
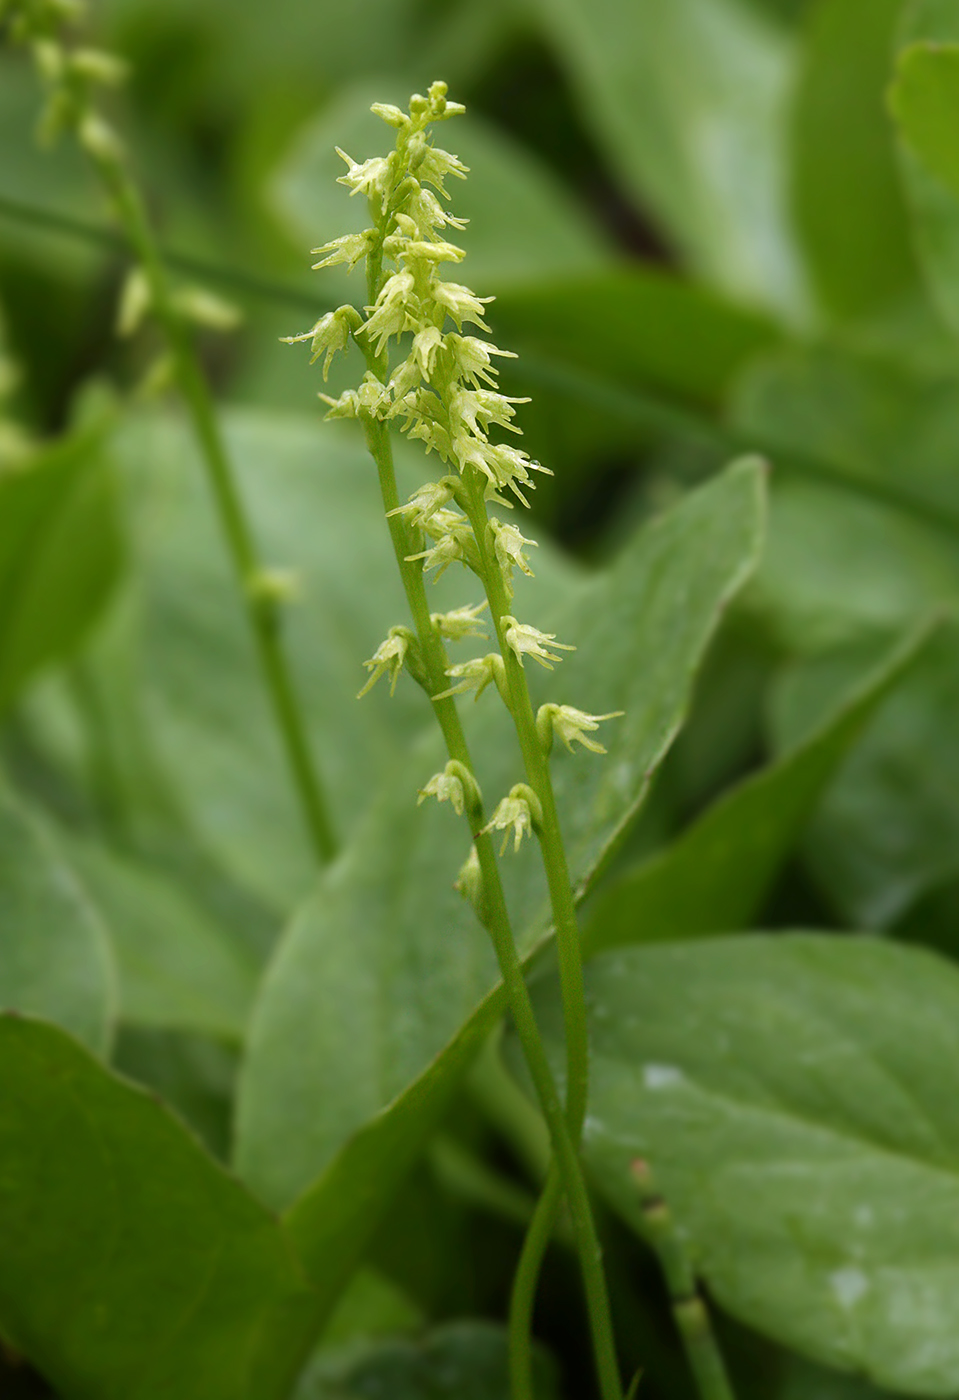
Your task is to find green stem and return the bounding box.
[87,147,337,865]
[509,1167,562,1396]
[460,477,598,1387]
[360,413,622,1400]
[631,1161,737,1400]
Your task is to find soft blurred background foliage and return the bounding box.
[6,0,959,1396]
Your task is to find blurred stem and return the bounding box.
[85,144,337,865]
[631,1161,737,1400]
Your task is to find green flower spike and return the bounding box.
[483,783,543,855]
[502,616,575,670]
[536,704,625,757]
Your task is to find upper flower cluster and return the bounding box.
[287,83,622,852]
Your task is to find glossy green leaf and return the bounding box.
[890,11,959,335]
[532,0,810,320]
[91,407,578,915]
[790,0,919,321]
[0,787,114,1054]
[777,1355,897,1400]
[890,42,959,202]
[294,1321,559,1400]
[236,459,765,1220]
[67,836,258,1041]
[771,622,959,927]
[492,266,779,406]
[0,421,123,714]
[532,934,959,1393]
[271,82,611,297]
[732,346,959,650]
[583,620,932,952]
[112,1025,239,1162]
[0,1015,317,1400]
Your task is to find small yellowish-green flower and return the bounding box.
[454,843,487,924]
[536,704,625,756]
[311,230,378,273]
[483,783,543,855]
[431,601,488,642]
[387,478,456,529]
[320,371,392,421]
[417,759,482,820]
[430,281,493,332]
[406,510,479,579]
[491,519,537,596]
[335,148,392,201]
[358,625,419,698]
[281,305,361,379]
[446,333,516,387]
[502,617,574,671]
[435,653,507,703]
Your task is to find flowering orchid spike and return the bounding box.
[536,704,625,757]
[418,760,482,822]
[358,625,422,698]
[502,617,575,671]
[431,601,488,642]
[434,653,508,704]
[483,783,543,856]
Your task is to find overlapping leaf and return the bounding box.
[0,1016,318,1400]
[0,787,114,1054]
[531,935,959,1394]
[235,459,765,1242]
[583,620,932,952]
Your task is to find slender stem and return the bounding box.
[360,412,622,1400]
[465,478,590,1127]
[631,1162,737,1400]
[460,476,596,1382]
[86,146,337,865]
[509,1167,562,1396]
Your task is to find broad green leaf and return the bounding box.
[532,0,810,321]
[583,620,932,952]
[0,787,114,1054]
[89,407,578,914]
[778,1356,896,1400]
[531,934,959,1394]
[271,82,611,298]
[890,42,959,202]
[0,1015,317,1400]
[771,623,959,927]
[732,346,959,651]
[890,11,959,335]
[67,836,258,1041]
[294,1321,559,1400]
[492,267,779,405]
[236,460,765,1221]
[113,1025,240,1161]
[790,0,919,321]
[0,421,123,714]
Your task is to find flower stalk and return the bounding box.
[289,81,626,1399]
[7,0,337,866]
